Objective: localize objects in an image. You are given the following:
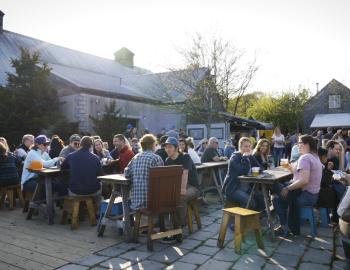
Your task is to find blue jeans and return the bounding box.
[273,147,284,167]
[228,186,265,212]
[272,182,319,234]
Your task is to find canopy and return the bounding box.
[310,113,350,128]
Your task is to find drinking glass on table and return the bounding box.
[280,158,289,168]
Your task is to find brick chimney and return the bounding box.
[0,11,4,34]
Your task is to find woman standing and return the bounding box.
[253,139,270,170]
[272,135,322,236]
[272,127,285,167]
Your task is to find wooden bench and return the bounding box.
[187,198,202,233]
[217,207,264,254]
[0,184,24,210]
[60,196,97,230]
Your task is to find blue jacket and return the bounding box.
[222,152,262,198]
[61,148,103,195]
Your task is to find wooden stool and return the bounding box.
[0,184,24,210]
[61,196,97,230]
[22,191,34,213]
[217,207,264,254]
[187,198,202,233]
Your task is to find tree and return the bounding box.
[161,33,258,135]
[246,89,310,133]
[228,91,265,117]
[0,47,79,147]
[89,101,128,145]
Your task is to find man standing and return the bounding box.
[59,134,81,158]
[164,137,200,227]
[61,136,102,199]
[124,134,164,210]
[323,127,334,140]
[112,134,135,174]
[201,137,225,163]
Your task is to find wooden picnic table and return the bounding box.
[97,174,132,242]
[27,167,68,225]
[196,161,228,203]
[239,168,293,238]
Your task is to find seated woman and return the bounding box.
[93,138,112,164]
[253,139,270,170]
[222,137,264,211]
[0,141,20,187]
[21,135,64,194]
[272,135,323,236]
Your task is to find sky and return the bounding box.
[1,0,350,94]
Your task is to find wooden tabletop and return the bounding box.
[97,174,130,185]
[239,167,293,184]
[195,161,228,170]
[28,167,68,175]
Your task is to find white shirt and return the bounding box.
[188,148,201,164]
[21,149,58,185]
[272,134,285,148]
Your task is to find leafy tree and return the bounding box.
[0,47,79,147]
[246,89,310,133]
[228,91,265,117]
[89,101,128,145]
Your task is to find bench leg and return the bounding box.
[86,199,97,226]
[187,204,193,233]
[17,189,24,208]
[147,215,154,251]
[7,189,14,210]
[217,212,230,248]
[255,228,264,250]
[193,203,202,230]
[234,232,243,254]
[71,201,80,230]
[133,211,141,243]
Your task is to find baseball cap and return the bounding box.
[165,137,178,147]
[69,134,81,143]
[34,135,51,145]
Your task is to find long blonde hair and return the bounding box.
[253,139,270,160]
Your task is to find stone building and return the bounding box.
[0,11,205,134]
[303,79,350,132]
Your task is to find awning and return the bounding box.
[219,112,273,130]
[310,113,350,128]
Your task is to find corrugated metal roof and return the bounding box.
[0,30,205,103]
[310,113,350,128]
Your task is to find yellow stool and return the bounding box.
[217,207,264,254]
[187,198,202,233]
[61,196,97,230]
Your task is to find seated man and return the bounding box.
[326,140,342,170]
[59,134,81,159]
[112,134,135,174]
[164,137,200,226]
[201,137,225,163]
[61,136,103,202]
[124,134,164,210]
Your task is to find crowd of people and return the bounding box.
[1,124,350,239]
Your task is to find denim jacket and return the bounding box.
[222,151,262,197]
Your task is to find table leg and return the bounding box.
[26,180,42,220]
[121,185,132,242]
[211,169,224,203]
[261,184,275,239]
[45,176,54,225]
[98,189,117,237]
[246,183,257,209]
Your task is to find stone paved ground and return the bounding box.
[57,194,349,270]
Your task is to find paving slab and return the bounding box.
[197,259,233,270]
[194,245,220,256]
[165,261,198,270]
[100,257,135,269]
[148,246,188,264]
[269,253,300,267]
[175,238,202,250]
[119,250,152,262]
[274,241,307,257]
[124,260,166,270]
[302,247,333,265]
[75,255,109,267]
[299,262,330,270]
[263,263,294,270]
[213,248,241,262]
[97,246,127,257]
[309,236,333,251]
[188,230,217,241]
[56,265,89,270]
[232,254,266,270]
[332,259,349,270]
[179,252,211,265]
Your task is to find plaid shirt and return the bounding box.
[125,151,164,210]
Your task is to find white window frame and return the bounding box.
[329,95,341,109]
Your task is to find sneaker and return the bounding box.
[160,236,178,244]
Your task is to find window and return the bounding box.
[188,128,204,140]
[329,95,341,109]
[210,128,224,140]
